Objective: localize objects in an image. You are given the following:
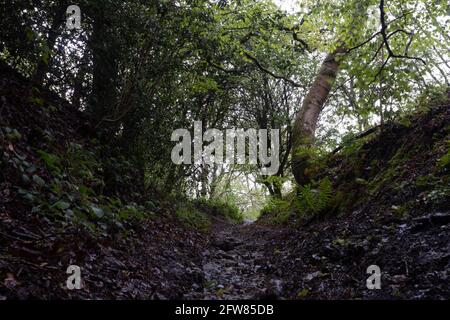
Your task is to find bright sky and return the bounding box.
[273,0,298,12]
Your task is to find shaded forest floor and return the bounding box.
[185,203,450,300]
[1,62,449,300]
[184,219,286,300]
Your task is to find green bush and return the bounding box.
[259,177,334,225]
[260,197,292,224]
[176,206,211,231]
[193,198,243,223]
[438,141,450,169]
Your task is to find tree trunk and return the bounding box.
[89,10,119,134]
[200,163,209,198]
[291,48,345,185]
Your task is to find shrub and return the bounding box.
[438,141,450,169]
[175,206,211,231]
[193,198,243,223]
[260,197,293,224]
[259,177,334,225]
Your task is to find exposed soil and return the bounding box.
[184,208,449,300]
[184,220,286,300]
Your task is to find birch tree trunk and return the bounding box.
[291,48,345,185]
[290,0,373,185]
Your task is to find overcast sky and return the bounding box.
[273,0,298,12]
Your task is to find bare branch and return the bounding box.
[243,52,304,88]
[369,0,426,83]
[346,31,381,54]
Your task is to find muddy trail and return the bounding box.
[184,205,450,300]
[184,220,286,300]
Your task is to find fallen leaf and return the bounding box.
[4,273,20,288]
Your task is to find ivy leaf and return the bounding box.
[90,206,105,219]
[32,175,46,187]
[54,200,70,210]
[23,193,36,202]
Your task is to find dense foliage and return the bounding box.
[1,0,448,217]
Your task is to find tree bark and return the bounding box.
[89,9,119,133]
[291,48,345,185]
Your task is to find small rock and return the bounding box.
[305,271,322,282]
[270,279,283,295]
[391,275,408,284]
[151,292,168,300]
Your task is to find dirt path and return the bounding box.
[184,220,285,300]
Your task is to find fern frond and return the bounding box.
[297,177,333,214]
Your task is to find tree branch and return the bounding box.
[243,52,304,88]
[378,0,426,67]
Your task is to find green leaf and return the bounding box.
[54,200,70,210]
[26,164,37,174]
[64,209,75,219]
[6,129,22,141]
[78,185,92,195]
[37,150,61,172]
[90,206,105,218]
[32,175,46,187]
[297,288,309,298]
[21,174,31,185]
[17,188,28,195]
[31,206,41,214]
[23,193,36,202]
